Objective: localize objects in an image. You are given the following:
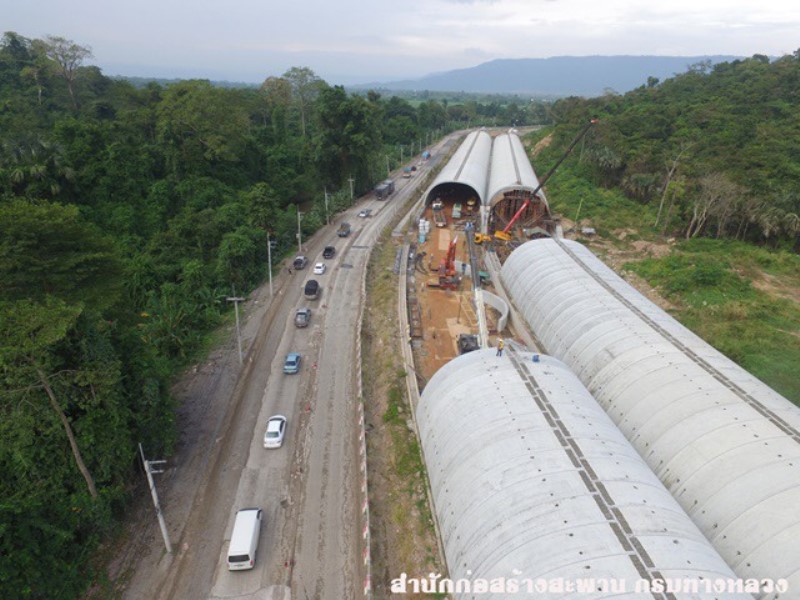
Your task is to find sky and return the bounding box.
[4,0,800,85]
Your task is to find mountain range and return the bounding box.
[356,55,741,97]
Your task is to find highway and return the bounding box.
[125,140,452,600]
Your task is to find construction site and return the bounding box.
[403,127,561,383]
[392,127,800,598]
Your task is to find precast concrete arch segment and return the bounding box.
[424,130,491,206]
[487,132,548,211]
[416,349,751,600]
[500,238,800,594]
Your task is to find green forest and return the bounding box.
[0,32,546,598]
[2,29,799,598]
[535,51,800,402]
[540,53,800,247]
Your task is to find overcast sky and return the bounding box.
[5,0,800,84]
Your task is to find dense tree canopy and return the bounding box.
[543,53,800,248]
[0,31,544,598]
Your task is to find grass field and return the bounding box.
[626,238,800,403]
[530,139,800,405]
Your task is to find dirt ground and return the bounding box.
[362,236,445,599]
[411,205,501,382]
[577,231,679,312]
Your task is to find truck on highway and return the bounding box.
[374,179,395,200]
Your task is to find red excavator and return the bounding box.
[494,119,598,241]
[428,236,460,289]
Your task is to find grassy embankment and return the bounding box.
[541,159,800,405]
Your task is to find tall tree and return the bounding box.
[283,66,322,138]
[41,35,92,110]
[0,298,97,498]
[156,80,250,178]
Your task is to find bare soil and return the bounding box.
[531,133,553,157]
[362,236,444,599]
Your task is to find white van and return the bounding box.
[227,507,262,570]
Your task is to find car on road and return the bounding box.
[294,308,311,328]
[313,262,326,275]
[337,222,351,237]
[283,352,301,374]
[227,508,262,570]
[358,208,372,218]
[293,256,308,270]
[263,415,287,448]
[322,245,336,259]
[304,279,320,299]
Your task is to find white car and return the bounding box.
[313,262,326,275]
[263,415,287,448]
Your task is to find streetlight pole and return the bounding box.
[226,290,245,365]
[324,188,330,225]
[139,443,171,554]
[348,177,355,204]
[266,232,274,297]
[296,205,303,252]
[386,155,390,176]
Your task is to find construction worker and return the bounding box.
[496,338,504,357]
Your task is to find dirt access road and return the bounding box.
[114,146,447,600]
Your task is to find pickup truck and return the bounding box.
[337,222,351,237]
[293,256,308,270]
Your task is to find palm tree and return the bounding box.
[0,137,74,198]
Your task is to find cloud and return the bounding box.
[7,0,800,84]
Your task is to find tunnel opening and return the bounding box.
[489,188,554,237]
[426,182,481,221]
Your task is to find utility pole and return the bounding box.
[400,145,404,163]
[574,197,584,227]
[386,156,390,176]
[139,443,171,554]
[324,188,330,225]
[348,177,355,204]
[296,205,303,251]
[226,290,245,365]
[266,232,275,297]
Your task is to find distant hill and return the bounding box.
[357,55,741,97]
[114,75,258,89]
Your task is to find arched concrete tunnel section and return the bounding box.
[487,131,553,236]
[424,130,491,223]
[501,238,800,593]
[417,348,751,599]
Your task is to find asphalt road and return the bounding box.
[123,151,444,600]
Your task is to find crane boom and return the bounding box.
[495,119,598,240]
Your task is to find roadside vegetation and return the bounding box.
[528,51,800,404]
